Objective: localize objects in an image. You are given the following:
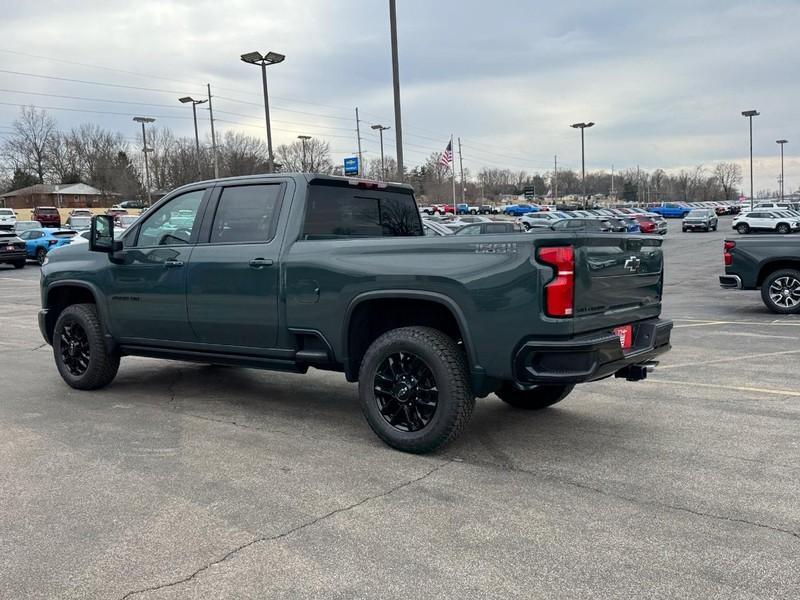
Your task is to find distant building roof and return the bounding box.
[0,182,116,198]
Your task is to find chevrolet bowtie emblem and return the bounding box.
[624,256,641,272]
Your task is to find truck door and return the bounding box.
[186,182,286,350]
[108,187,209,343]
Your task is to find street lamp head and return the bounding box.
[240,51,264,64]
[371,124,389,131]
[777,139,788,145]
[585,122,595,128]
[571,122,594,129]
[264,51,285,65]
[741,110,760,117]
[133,116,156,124]
[179,97,194,104]
[297,135,311,140]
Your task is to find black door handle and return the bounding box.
[249,258,274,268]
[164,259,184,268]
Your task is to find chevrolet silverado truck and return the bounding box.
[38,174,672,453]
[720,236,800,314]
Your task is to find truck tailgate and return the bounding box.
[572,235,663,333]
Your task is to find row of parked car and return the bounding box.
[0,205,141,232]
[0,206,144,268]
[420,206,672,236]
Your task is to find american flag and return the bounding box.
[439,140,453,167]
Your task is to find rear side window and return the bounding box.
[303,185,423,239]
[210,184,282,244]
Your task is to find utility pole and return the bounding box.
[458,137,465,203]
[371,124,390,180]
[355,107,364,177]
[554,155,558,205]
[207,84,219,179]
[241,51,286,173]
[742,110,759,211]
[179,96,207,178]
[450,134,456,208]
[777,139,788,201]
[298,135,311,171]
[133,116,155,206]
[389,0,404,180]
[611,164,615,197]
[571,122,594,208]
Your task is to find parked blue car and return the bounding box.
[16,228,78,264]
[648,203,691,218]
[503,204,537,216]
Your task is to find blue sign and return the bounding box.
[344,157,359,176]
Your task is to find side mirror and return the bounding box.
[90,215,116,253]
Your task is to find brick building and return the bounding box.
[0,183,120,209]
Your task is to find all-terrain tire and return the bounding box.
[495,382,575,410]
[358,326,475,454]
[53,303,120,390]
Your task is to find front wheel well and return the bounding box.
[345,298,468,381]
[45,285,97,341]
[757,261,800,287]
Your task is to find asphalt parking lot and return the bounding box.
[1,217,798,599]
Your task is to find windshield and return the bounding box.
[69,217,91,226]
[687,210,709,217]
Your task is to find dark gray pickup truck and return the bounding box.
[720,236,800,313]
[38,174,672,453]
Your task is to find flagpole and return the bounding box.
[450,134,456,211]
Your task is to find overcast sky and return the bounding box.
[0,0,797,193]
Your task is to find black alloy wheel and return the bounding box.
[59,321,91,377]
[762,269,800,314]
[776,223,791,235]
[36,246,47,265]
[374,350,438,432]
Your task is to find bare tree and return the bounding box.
[275,138,334,174]
[1,106,57,183]
[713,162,743,201]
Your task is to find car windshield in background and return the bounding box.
[69,217,92,227]
[687,210,709,218]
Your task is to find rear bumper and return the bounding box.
[719,275,743,289]
[513,318,672,384]
[0,250,26,263]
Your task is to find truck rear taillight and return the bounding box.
[537,246,574,318]
[724,240,735,266]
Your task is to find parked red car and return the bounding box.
[633,214,658,233]
[31,206,61,228]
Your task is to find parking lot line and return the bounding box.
[673,319,800,328]
[660,348,800,370]
[648,379,800,398]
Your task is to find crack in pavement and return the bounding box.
[466,457,800,542]
[30,342,48,351]
[118,459,453,599]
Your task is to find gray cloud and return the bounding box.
[0,0,797,191]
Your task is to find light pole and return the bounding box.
[297,135,311,172]
[777,139,788,201]
[371,124,390,180]
[742,110,759,210]
[133,116,155,206]
[179,96,207,177]
[241,50,285,173]
[388,0,404,180]
[571,122,594,208]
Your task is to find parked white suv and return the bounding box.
[753,202,792,211]
[0,208,16,231]
[733,211,800,235]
